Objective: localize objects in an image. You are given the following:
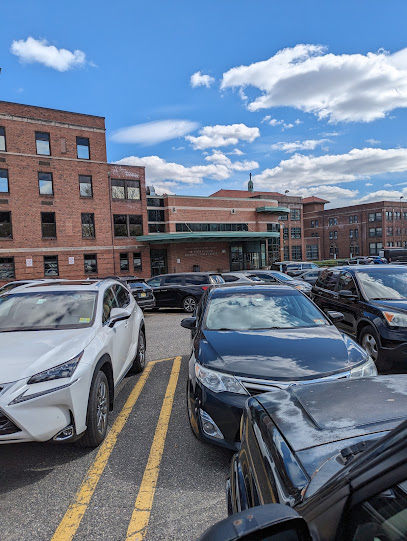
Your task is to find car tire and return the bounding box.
[183,296,197,313]
[130,330,146,374]
[77,370,109,448]
[186,380,202,442]
[359,325,392,372]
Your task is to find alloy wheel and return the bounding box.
[138,333,146,368]
[183,297,196,312]
[362,333,378,361]
[96,380,108,435]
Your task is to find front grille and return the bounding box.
[0,410,20,435]
[237,371,350,397]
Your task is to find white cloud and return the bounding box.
[228,148,244,155]
[261,115,271,123]
[294,119,302,125]
[204,149,259,171]
[282,123,294,130]
[111,120,199,145]
[365,138,381,145]
[185,123,260,150]
[10,37,86,71]
[365,182,373,186]
[190,71,215,88]
[295,185,359,200]
[221,44,407,123]
[269,118,284,126]
[271,139,330,153]
[253,147,407,189]
[358,189,407,203]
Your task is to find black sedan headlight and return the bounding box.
[195,362,248,395]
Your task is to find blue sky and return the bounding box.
[2,0,407,207]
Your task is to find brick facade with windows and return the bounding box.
[0,101,147,282]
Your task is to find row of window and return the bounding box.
[0,169,141,201]
[278,208,301,221]
[175,223,249,232]
[0,251,143,280]
[311,220,319,228]
[349,229,359,239]
[306,244,319,259]
[329,245,361,257]
[0,212,143,239]
[0,127,91,159]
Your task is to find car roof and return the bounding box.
[149,272,221,278]
[210,283,297,297]
[6,279,121,293]
[255,376,407,452]
[325,264,405,272]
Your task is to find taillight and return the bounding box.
[201,286,208,290]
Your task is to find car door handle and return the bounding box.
[160,289,168,292]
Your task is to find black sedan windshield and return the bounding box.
[357,269,407,300]
[205,291,328,330]
[0,291,97,330]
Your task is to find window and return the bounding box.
[291,208,301,221]
[267,224,280,232]
[41,212,56,238]
[113,214,143,237]
[306,245,319,259]
[84,254,97,274]
[35,132,50,155]
[0,212,12,238]
[387,241,394,247]
[114,284,130,307]
[291,246,302,260]
[328,217,338,226]
[330,244,339,257]
[184,275,209,285]
[76,137,90,159]
[349,215,353,224]
[369,212,382,222]
[283,226,289,240]
[120,253,129,271]
[38,172,53,195]
[133,252,142,271]
[81,213,95,238]
[376,212,382,221]
[324,270,340,291]
[387,227,393,236]
[311,220,318,228]
[395,211,401,220]
[350,245,360,256]
[291,227,301,239]
[396,228,402,236]
[147,198,164,207]
[338,272,357,295]
[102,287,118,324]
[354,215,358,223]
[79,175,93,197]
[404,212,407,220]
[368,213,375,222]
[0,127,6,152]
[354,229,359,239]
[386,211,393,221]
[369,227,382,237]
[278,213,288,221]
[0,169,9,193]
[283,246,289,260]
[163,275,184,285]
[111,179,140,200]
[329,231,338,240]
[148,209,165,222]
[0,257,14,279]
[349,230,353,239]
[369,242,383,255]
[148,224,166,233]
[44,255,59,276]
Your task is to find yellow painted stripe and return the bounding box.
[51,359,163,541]
[126,356,182,541]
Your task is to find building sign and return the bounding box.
[110,165,140,179]
[26,258,33,267]
[68,257,75,265]
[184,247,218,257]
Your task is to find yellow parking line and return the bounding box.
[126,356,182,541]
[51,358,166,541]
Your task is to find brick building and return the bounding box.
[303,199,407,259]
[0,100,313,281]
[0,101,147,282]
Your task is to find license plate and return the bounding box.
[139,292,147,298]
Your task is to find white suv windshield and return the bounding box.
[0,291,97,331]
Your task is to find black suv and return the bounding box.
[146,272,224,312]
[311,265,407,371]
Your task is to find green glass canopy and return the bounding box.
[256,206,290,214]
[136,231,280,244]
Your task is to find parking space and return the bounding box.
[0,311,232,541]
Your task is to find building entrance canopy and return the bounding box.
[136,231,279,244]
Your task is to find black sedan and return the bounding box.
[182,284,377,450]
[221,375,407,541]
[125,279,155,309]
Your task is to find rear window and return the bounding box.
[222,274,240,283]
[209,274,225,284]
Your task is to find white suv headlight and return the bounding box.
[350,357,378,378]
[383,311,407,328]
[27,351,84,384]
[195,362,248,395]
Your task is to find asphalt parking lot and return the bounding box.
[0,309,232,541]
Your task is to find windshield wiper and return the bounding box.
[370,297,403,301]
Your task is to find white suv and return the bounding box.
[0,279,145,447]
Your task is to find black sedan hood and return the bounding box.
[197,326,366,380]
[371,299,407,313]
